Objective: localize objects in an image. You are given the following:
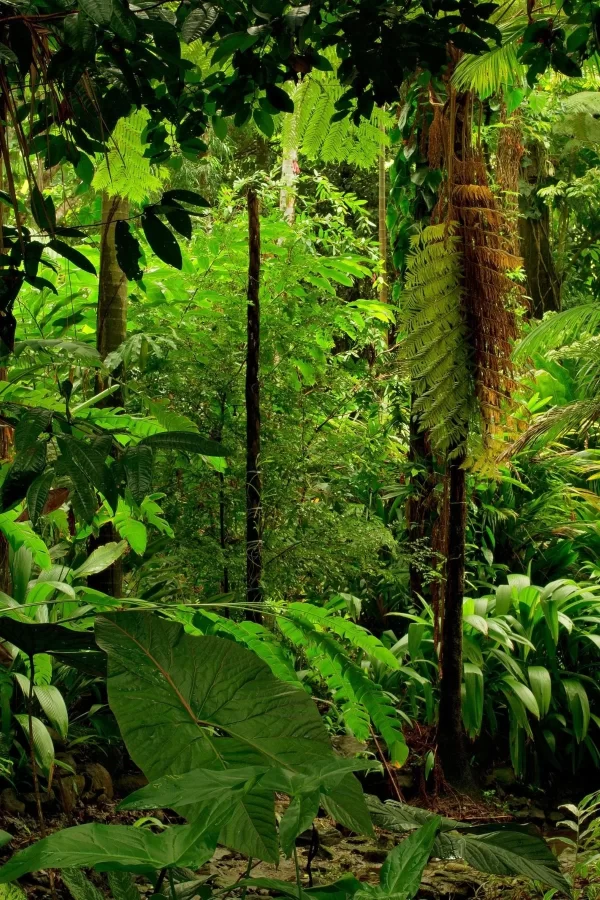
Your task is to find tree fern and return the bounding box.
[93,110,165,204]
[402,223,473,454]
[279,610,409,765]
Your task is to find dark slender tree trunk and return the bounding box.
[89,193,129,598]
[378,139,389,307]
[519,211,561,317]
[246,190,262,610]
[438,452,471,784]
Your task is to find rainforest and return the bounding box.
[0,1,598,898]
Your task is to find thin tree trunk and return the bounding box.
[438,452,471,784]
[378,139,389,306]
[280,145,298,226]
[246,190,262,610]
[519,211,561,317]
[89,193,129,598]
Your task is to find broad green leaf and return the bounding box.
[528,666,551,719]
[14,714,54,776]
[1,442,47,511]
[502,676,540,719]
[321,773,374,838]
[14,675,68,739]
[379,815,442,899]
[73,542,127,579]
[142,213,182,270]
[26,470,54,529]
[95,613,338,860]
[435,827,569,894]
[139,431,226,456]
[280,791,320,857]
[122,444,153,503]
[0,815,223,881]
[563,678,590,742]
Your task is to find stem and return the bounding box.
[26,656,46,838]
[245,189,262,613]
[293,847,302,895]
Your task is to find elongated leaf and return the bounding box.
[0,815,223,881]
[95,613,338,860]
[1,443,47,511]
[73,542,127,579]
[162,189,209,208]
[49,239,96,275]
[14,675,68,739]
[62,869,105,900]
[122,444,153,503]
[139,431,226,456]
[106,872,140,900]
[181,5,218,43]
[14,714,54,776]
[142,213,182,270]
[528,666,551,719]
[0,512,50,569]
[502,676,540,719]
[280,791,320,857]
[26,470,54,529]
[0,619,96,657]
[380,815,441,898]
[435,828,570,894]
[564,678,590,742]
[115,220,143,281]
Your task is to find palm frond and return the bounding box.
[501,399,600,458]
[452,19,527,97]
[514,305,600,361]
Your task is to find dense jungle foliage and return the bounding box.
[0,1,598,898]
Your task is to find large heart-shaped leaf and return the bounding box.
[95,613,368,861]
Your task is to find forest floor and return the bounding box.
[0,766,585,900]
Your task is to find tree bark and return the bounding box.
[518,211,561,317]
[246,190,262,610]
[89,193,129,598]
[378,139,389,306]
[438,452,471,784]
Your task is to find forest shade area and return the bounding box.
[0,1,598,899]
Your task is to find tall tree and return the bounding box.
[88,193,129,598]
[246,189,262,610]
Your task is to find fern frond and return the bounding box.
[401,223,473,454]
[514,305,600,361]
[452,18,527,96]
[280,613,408,764]
[502,399,600,458]
[93,110,164,204]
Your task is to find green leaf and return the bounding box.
[14,714,54,776]
[528,666,551,719]
[26,471,54,529]
[48,239,96,275]
[566,25,589,53]
[15,676,68,739]
[62,868,106,900]
[164,207,192,240]
[118,766,266,811]
[435,827,570,894]
[161,190,209,209]
[379,815,442,899]
[321,774,374,838]
[502,676,540,719]
[139,431,227,456]
[95,613,335,861]
[142,212,182,270]
[122,444,153,503]
[563,678,590,742]
[462,663,484,739]
[253,109,275,138]
[75,152,94,185]
[114,510,147,556]
[73,542,127,579]
[451,31,489,55]
[0,619,96,657]
[1,442,47,511]
[266,84,294,113]
[182,5,218,43]
[280,791,320,857]
[115,221,143,281]
[31,185,56,233]
[0,883,24,900]
[0,511,51,569]
[57,441,97,524]
[551,49,582,78]
[106,872,140,900]
[0,816,223,881]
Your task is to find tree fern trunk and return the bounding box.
[519,211,561,317]
[246,189,262,610]
[89,193,129,598]
[438,451,471,785]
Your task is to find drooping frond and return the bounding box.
[502,399,600,458]
[402,223,473,454]
[93,110,164,204]
[514,305,600,361]
[452,19,527,97]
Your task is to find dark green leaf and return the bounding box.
[551,49,582,77]
[115,220,143,280]
[266,84,294,113]
[1,442,47,511]
[26,471,54,529]
[164,207,193,240]
[161,190,209,208]
[182,5,218,43]
[31,186,56,233]
[280,791,320,857]
[142,213,182,270]
[451,31,490,54]
[567,25,589,52]
[24,275,58,294]
[380,816,441,898]
[253,108,275,138]
[139,431,227,456]
[0,619,96,658]
[48,239,96,275]
[122,444,153,504]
